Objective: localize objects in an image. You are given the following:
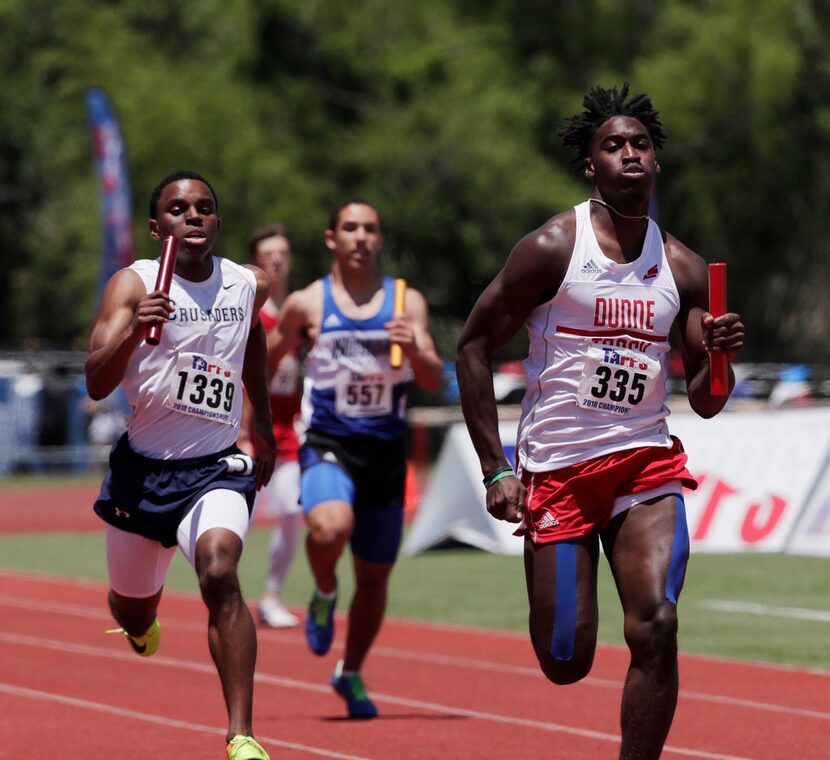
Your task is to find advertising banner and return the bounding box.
[405,407,830,556]
[86,89,134,300]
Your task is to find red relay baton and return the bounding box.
[145,235,178,346]
[708,262,728,396]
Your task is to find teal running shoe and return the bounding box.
[331,660,378,719]
[305,589,337,656]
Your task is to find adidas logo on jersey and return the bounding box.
[643,264,659,280]
[537,511,560,530]
[581,258,602,275]
[323,313,342,328]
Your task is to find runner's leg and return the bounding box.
[600,493,689,760]
[105,524,175,636]
[262,459,302,597]
[179,489,257,742]
[524,533,600,684]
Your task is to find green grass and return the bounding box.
[0,473,102,491]
[1,529,828,671]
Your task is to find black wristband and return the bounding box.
[482,465,514,487]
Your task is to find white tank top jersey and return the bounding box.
[122,257,257,459]
[516,201,680,473]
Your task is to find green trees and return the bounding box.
[639,0,830,361]
[0,0,827,361]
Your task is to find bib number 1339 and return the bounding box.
[165,353,236,424]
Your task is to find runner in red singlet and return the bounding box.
[238,224,303,628]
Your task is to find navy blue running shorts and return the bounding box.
[93,434,256,548]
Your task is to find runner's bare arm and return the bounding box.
[267,284,317,379]
[236,393,256,457]
[457,219,572,474]
[456,217,572,523]
[668,239,745,418]
[242,266,276,488]
[385,288,444,391]
[85,269,172,400]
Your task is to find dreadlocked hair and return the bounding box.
[558,82,668,166]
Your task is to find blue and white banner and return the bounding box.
[86,89,134,299]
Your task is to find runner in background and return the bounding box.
[238,224,303,628]
[268,199,444,718]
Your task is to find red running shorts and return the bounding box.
[518,437,697,544]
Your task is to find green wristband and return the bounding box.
[482,465,512,486]
[485,470,515,488]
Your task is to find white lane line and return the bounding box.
[1,594,828,721]
[0,632,748,760]
[0,682,372,760]
[371,645,830,721]
[6,578,827,680]
[0,594,120,621]
[701,600,830,623]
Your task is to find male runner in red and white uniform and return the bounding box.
[456,84,745,760]
[238,224,303,628]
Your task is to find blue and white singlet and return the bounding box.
[299,275,409,440]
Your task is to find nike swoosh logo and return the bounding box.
[128,639,147,655]
[222,283,236,290]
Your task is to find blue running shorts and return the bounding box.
[299,429,405,564]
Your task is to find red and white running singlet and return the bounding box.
[260,307,301,461]
[516,201,680,472]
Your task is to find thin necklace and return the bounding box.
[589,197,649,221]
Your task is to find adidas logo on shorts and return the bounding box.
[537,511,560,530]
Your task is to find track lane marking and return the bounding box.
[0,632,751,759]
[1,594,827,722]
[0,682,372,760]
[701,600,830,623]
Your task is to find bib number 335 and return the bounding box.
[576,345,659,415]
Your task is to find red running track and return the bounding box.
[1,571,828,759]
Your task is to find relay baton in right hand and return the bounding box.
[390,278,407,369]
[708,262,728,396]
[146,235,178,346]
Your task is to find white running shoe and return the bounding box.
[259,597,299,628]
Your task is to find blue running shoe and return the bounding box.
[331,660,378,719]
[305,589,337,656]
